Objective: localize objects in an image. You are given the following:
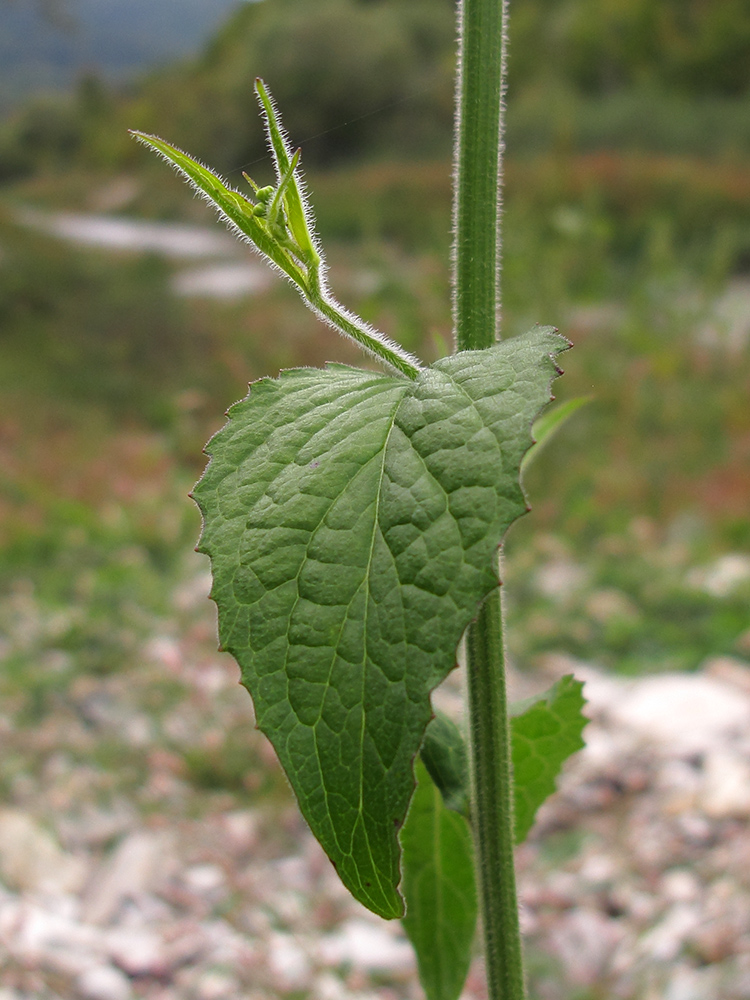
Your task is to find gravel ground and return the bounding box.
[1,567,750,1000]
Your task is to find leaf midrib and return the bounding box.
[262,381,405,908]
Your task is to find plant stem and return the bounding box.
[453,0,507,350]
[466,590,525,999]
[310,289,423,380]
[454,1,526,998]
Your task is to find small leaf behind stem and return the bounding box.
[511,674,588,843]
[400,676,586,1000]
[521,395,591,473]
[420,711,470,817]
[401,761,477,1000]
[420,675,588,844]
[192,327,567,917]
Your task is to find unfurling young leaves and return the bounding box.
[131,80,422,380]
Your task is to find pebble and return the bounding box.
[76,965,133,1000]
[549,908,626,986]
[0,811,85,895]
[192,971,239,1000]
[317,920,415,973]
[664,964,722,1000]
[637,903,702,962]
[699,751,750,818]
[105,927,168,977]
[83,830,175,924]
[587,671,750,753]
[267,932,312,990]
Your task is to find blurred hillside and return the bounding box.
[3,0,750,182]
[0,0,244,114]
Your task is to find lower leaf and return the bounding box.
[419,676,588,846]
[511,674,588,843]
[401,760,477,1000]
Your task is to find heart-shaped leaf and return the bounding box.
[192,327,567,917]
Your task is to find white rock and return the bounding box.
[699,751,750,818]
[105,927,167,976]
[572,723,636,774]
[76,964,133,1000]
[565,666,623,718]
[549,908,625,985]
[535,559,588,601]
[0,810,85,894]
[314,972,350,1000]
[6,901,104,975]
[221,810,259,853]
[172,263,271,300]
[600,674,750,753]
[703,655,750,694]
[267,932,311,990]
[697,280,750,353]
[183,864,226,894]
[273,855,311,892]
[193,971,239,1000]
[172,571,213,613]
[578,854,618,885]
[659,870,701,904]
[317,919,415,973]
[83,830,175,924]
[199,918,256,965]
[17,209,239,258]
[664,964,722,1000]
[688,553,750,597]
[638,904,702,962]
[57,802,136,850]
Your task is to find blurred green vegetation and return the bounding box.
[3,0,750,180]
[0,0,748,707]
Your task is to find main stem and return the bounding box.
[454,1,526,999]
[466,591,525,999]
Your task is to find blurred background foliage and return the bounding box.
[1,0,749,707]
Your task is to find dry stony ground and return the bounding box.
[1,561,750,1000]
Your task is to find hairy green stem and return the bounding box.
[309,290,422,380]
[303,280,422,380]
[453,0,507,349]
[466,590,525,999]
[454,0,526,998]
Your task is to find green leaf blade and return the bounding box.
[420,712,470,817]
[193,328,568,916]
[401,761,477,1000]
[511,675,588,844]
[521,395,591,473]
